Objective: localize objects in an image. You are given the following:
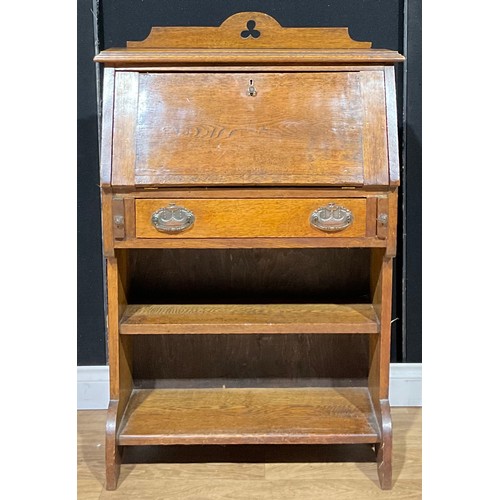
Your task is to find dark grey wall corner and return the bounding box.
[77,0,106,365]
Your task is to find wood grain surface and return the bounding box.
[120,303,379,334]
[105,255,133,489]
[376,196,389,239]
[131,72,368,187]
[365,197,377,237]
[113,64,391,73]
[111,72,138,187]
[386,189,399,257]
[95,48,404,65]
[384,66,401,186]
[132,334,369,383]
[100,192,114,258]
[112,197,125,240]
[118,387,379,445]
[78,407,421,499]
[122,188,385,199]
[359,71,389,186]
[115,237,386,249]
[99,67,115,187]
[376,399,393,489]
[126,12,372,50]
[135,198,367,239]
[369,250,394,403]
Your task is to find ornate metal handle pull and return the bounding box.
[310,203,353,232]
[151,204,195,233]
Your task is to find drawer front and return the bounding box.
[112,71,388,187]
[136,198,366,239]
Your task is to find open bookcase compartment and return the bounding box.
[119,247,376,442]
[124,247,372,305]
[119,247,374,388]
[131,333,369,389]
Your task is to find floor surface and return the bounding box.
[78,407,421,499]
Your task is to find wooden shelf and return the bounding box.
[120,303,379,335]
[118,387,380,446]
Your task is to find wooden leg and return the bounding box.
[105,400,122,490]
[376,399,393,490]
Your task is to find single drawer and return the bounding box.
[135,198,367,239]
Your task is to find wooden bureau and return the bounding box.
[95,12,404,491]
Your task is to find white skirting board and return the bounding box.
[388,363,422,406]
[77,363,422,410]
[77,366,111,410]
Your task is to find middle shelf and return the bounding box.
[120,303,379,335]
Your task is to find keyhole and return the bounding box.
[247,79,257,97]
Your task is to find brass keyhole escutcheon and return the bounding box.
[247,79,257,97]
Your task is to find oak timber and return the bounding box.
[95,49,403,65]
[135,198,367,239]
[95,11,404,491]
[118,387,379,446]
[115,237,386,249]
[112,72,390,188]
[120,303,379,335]
[126,12,372,50]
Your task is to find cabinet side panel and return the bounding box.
[369,250,393,401]
[100,67,115,187]
[111,72,139,187]
[107,255,133,402]
[384,66,400,186]
[106,258,121,398]
[360,71,389,186]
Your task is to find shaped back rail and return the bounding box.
[127,12,371,49]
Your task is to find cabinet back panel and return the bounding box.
[132,334,368,383]
[127,248,371,304]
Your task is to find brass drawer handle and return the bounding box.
[310,203,353,232]
[151,204,195,233]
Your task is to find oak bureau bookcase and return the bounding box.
[95,12,404,490]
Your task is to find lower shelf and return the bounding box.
[118,387,380,446]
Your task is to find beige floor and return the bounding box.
[78,407,421,499]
